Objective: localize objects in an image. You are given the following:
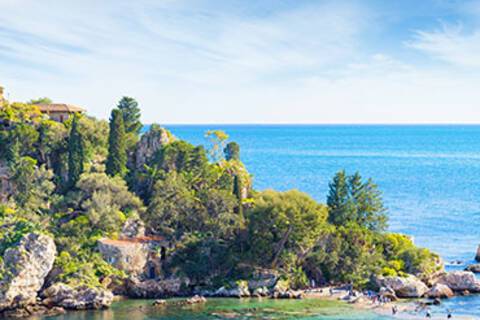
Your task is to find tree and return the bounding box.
[205,130,229,162]
[327,170,355,226]
[117,97,142,148]
[144,172,197,238]
[350,174,387,232]
[27,97,53,105]
[233,174,243,215]
[327,171,387,231]
[59,172,144,235]
[224,142,240,161]
[106,109,127,177]
[67,114,85,189]
[247,190,328,269]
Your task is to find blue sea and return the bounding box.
[163,125,480,319]
[166,125,480,262]
[44,125,480,320]
[165,125,480,264]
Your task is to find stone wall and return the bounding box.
[98,239,150,276]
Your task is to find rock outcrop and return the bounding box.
[134,125,173,170]
[247,270,279,291]
[425,283,454,299]
[475,245,480,262]
[465,264,480,273]
[379,287,397,301]
[42,283,113,310]
[376,275,428,298]
[126,277,187,298]
[437,271,480,292]
[0,233,56,311]
[215,281,250,298]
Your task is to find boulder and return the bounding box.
[252,287,270,297]
[126,277,187,298]
[379,287,397,301]
[247,270,279,291]
[0,305,65,318]
[186,295,207,304]
[425,283,454,299]
[465,264,480,273]
[152,299,166,306]
[215,281,250,298]
[437,271,480,292]
[475,245,480,262]
[42,283,113,310]
[0,233,56,311]
[376,275,428,298]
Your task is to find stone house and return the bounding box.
[98,235,169,279]
[36,103,85,122]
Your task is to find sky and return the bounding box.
[1,0,480,124]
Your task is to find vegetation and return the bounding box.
[67,114,84,189]
[0,95,440,291]
[106,108,127,177]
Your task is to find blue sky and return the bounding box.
[1,0,480,123]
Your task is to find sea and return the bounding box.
[42,125,480,319]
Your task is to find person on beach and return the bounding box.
[447,309,452,318]
[426,310,431,318]
[392,305,398,315]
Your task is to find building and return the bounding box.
[36,103,85,122]
[98,235,169,279]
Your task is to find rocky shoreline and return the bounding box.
[2,231,480,319]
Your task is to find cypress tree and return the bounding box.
[224,142,240,161]
[106,108,127,177]
[233,174,243,216]
[67,113,84,189]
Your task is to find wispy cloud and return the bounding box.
[407,23,480,67]
[0,0,479,123]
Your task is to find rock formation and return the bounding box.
[425,283,454,298]
[42,283,113,310]
[465,264,480,273]
[0,233,56,311]
[134,125,173,170]
[126,277,187,298]
[214,281,250,298]
[376,275,428,298]
[437,271,480,292]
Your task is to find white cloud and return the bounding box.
[0,1,479,124]
[407,23,480,67]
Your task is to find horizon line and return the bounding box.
[144,123,480,126]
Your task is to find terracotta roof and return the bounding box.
[36,103,85,113]
[99,235,166,246]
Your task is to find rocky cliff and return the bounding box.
[0,233,56,311]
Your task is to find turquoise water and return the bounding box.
[40,298,392,320]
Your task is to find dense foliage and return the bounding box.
[0,96,440,291]
[106,108,127,177]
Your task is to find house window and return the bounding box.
[108,256,116,264]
